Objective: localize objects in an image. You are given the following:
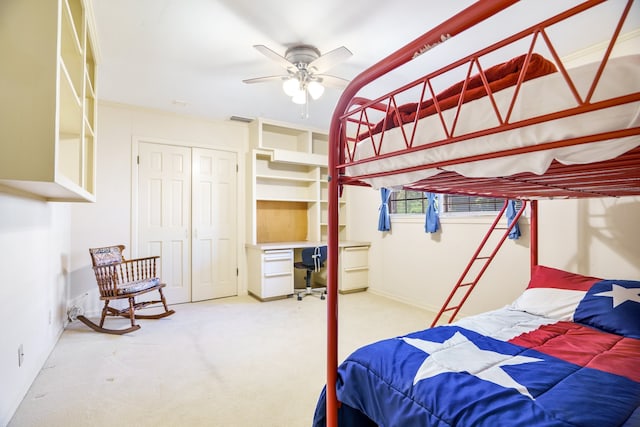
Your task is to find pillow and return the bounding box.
[90,246,124,266]
[574,279,640,339]
[510,265,640,338]
[510,265,600,320]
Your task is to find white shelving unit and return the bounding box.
[245,119,371,300]
[247,118,348,244]
[254,154,318,202]
[0,0,98,202]
[319,166,348,241]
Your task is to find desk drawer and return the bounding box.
[340,246,369,292]
[341,246,369,268]
[262,249,293,276]
[341,268,369,291]
[262,274,293,299]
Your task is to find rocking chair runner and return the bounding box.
[77,245,175,335]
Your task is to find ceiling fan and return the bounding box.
[243,44,352,106]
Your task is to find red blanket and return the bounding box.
[363,53,557,138]
[510,321,640,383]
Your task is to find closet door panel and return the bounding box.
[138,142,192,304]
[192,148,238,301]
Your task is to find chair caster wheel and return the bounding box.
[321,295,325,300]
[297,295,302,301]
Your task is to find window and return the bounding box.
[388,190,427,214]
[389,190,509,215]
[441,194,505,213]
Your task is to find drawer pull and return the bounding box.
[265,272,292,278]
[264,256,293,262]
[344,246,367,251]
[344,266,369,272]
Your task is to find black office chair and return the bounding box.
[294,246,328,300]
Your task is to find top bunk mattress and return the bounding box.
[345,54,640,191]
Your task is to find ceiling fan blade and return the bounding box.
[242,75,286,84]
[253,45,296,71]
[308,46,353,74]
[316,74,350,89]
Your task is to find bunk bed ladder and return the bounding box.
[430,200,528,327]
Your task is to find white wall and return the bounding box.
[347,186,640,317]
[537,197,640,278]
[69,102,250,314]
[0,190,70,426]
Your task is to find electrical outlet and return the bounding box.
[18,344,24,367]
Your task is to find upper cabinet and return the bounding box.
[0,0,98,201]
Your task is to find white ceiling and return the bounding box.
[91,0,639,130]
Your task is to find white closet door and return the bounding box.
[192,148,238,301]
[138,142,192,304]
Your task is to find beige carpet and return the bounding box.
[9,292,434,427]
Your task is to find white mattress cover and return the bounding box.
[347,54,640,190]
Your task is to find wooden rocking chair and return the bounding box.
[77,245,175,335]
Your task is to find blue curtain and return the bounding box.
[506,199,521,240]
[378,188,392,231]
[424,192,440,233]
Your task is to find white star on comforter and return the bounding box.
[594,283,640,308]
[402,331,542,399]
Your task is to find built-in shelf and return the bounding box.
[246,119,365,300]
[247,118,348,244]
[0,0,98,201]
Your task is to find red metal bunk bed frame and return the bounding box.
[324,1,640,425]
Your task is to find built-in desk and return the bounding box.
[246,241,370,301]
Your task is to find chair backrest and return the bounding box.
[301,246,328,272]
[89,245,125,267]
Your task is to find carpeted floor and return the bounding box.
[9,292,433,427]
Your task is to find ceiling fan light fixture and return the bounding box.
[282,77,300,97]
[291,90,307,105]
[245,44,352,113]
[307,80,325,100]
